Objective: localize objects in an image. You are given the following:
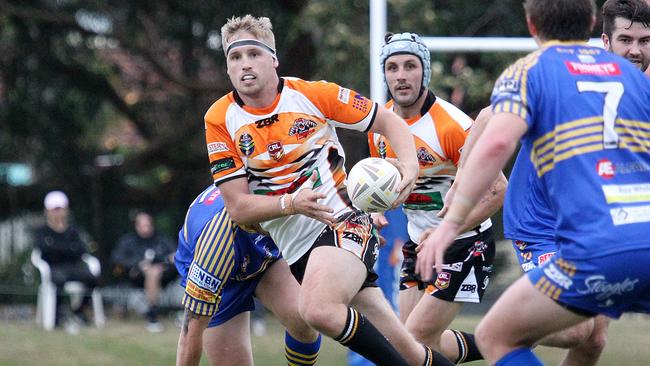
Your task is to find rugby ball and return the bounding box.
[347,157,401,212]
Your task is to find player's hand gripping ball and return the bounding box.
[347,157,402,212]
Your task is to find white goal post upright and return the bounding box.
[369,0,603,105]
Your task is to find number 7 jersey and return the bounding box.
[491,41,650,258]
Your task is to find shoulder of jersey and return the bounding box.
[204,93,235,123]
[384,100,395,109]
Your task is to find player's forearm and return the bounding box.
[459,172,507,232]
[218,178,290,225]
[176,310,210,366]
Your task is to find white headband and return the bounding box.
[226,38,277,60]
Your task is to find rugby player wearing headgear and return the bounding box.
[368,31,507,364]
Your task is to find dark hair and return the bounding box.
[524,0,596,41]
[602,0,650,38]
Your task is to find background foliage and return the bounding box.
[0,0,605,266]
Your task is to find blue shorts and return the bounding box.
[511,240,557,273]
[178,231,280,328]
[527,248,650,318]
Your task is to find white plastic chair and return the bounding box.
[31,248,106,331]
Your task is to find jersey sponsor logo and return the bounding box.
[288,118,318,140]
[207,142,229,154]
[254,114,279,128]
[188,263,222,292]
[597,159,615,179]
[211,157,235,175]
[435,272,451,290]
[610,204,650,226]
[460,284,477,293]
[521,262,536,272]
[337,87,351,104]
[404,191,444,211]
[205,189,222,205]
[377,140,387,159]
[267,141,285,160]
[186,281,217,303]
[576,275,639,302]
[537,252,556,265]
[577,54,596,63]
[352,94,370,113]
[565,61,621,76]
[543,263,573,290]
[239,133,255,156]
[470,240,487,257]
[602,183,650,204]
[521,251,532,261]
[442,262,463,272]
[417,147,435,167]
[494,79,520,94]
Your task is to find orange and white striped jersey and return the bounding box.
[205,77,377,264]
[368,92,492,242]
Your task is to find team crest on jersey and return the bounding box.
[515,240,527,250]
[288,118,318,140]
[377,140,387,159]
[417,147,435,167]
[239,133,255,156]
[267,141,285,160]
[435,272,451,290]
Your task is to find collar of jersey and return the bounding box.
[233,78,285,114]
[541,40,590,48]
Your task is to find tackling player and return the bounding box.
[174,185,320,366]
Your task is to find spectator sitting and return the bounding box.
[111,211,177,332]
[33,190,99,328]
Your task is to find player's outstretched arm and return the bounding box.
[176,308,210,366]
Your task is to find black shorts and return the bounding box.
[400,227,495,303]
[290,210,379,289]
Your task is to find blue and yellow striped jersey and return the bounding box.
[175,185,280,316]
[492,41,650,258]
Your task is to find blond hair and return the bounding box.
[221,15,276,54]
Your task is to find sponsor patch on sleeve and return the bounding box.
[207,142,229,154]
[185,281,217,304]
[211,157,236,175]
[188,263,222,292]
[337,87,351,104]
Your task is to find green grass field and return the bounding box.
[0,313,649,365]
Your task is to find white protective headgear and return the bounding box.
[380,32,431,96]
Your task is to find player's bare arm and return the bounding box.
[368,106,419,207]
[219,174,335,227]
[176,309,210,366]
[438,106,507,232]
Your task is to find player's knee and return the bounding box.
[474,319,493,353]
[560,320,594,347]
[583,325,608,353]
[406,318,440,346]
[298,300,336,334]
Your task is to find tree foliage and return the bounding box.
[0,0,606,255]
